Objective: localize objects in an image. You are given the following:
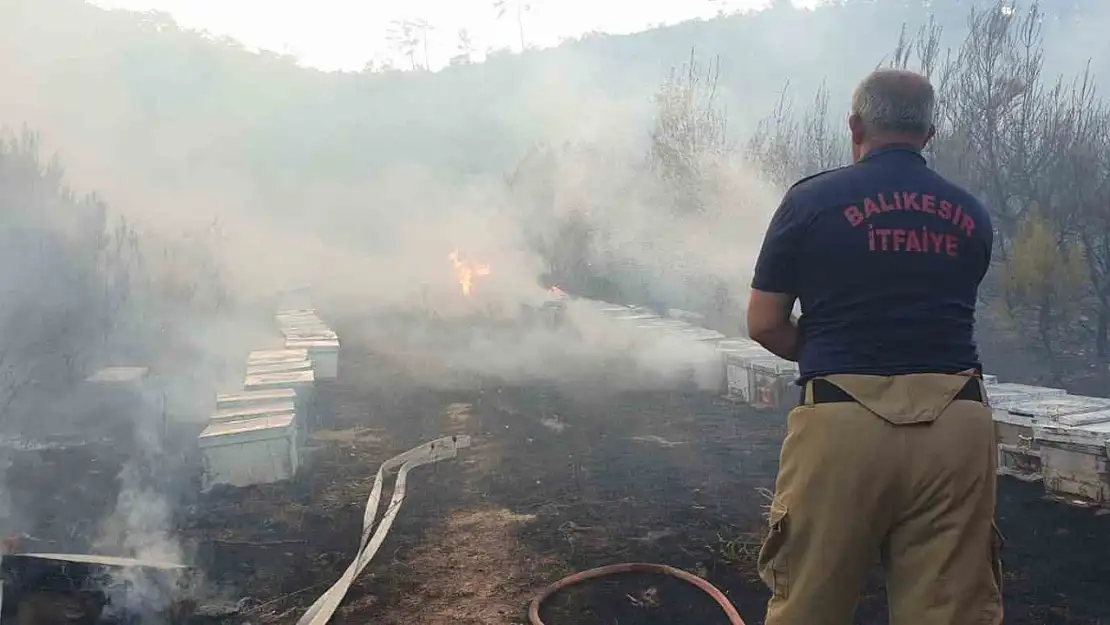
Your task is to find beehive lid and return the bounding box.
[677,328,727,341]
[247,360,314,376]
[989,382,1066,397]
[244,369,315,389]
[986,390,1034,408]
[212,402,297,422]
[721,349,773,366]
[248,349,310,364]
[1056,407,1110,427]
[716,339,761,350]
[1032,422,1110,447]
[1067,415,1110,432]
[86,367,148,384]
[1008,395,1110,421]
[199,413,296,442]
[280,321,326,331]
[641,318,688,327]
[285,338,340,350]
[276,308,317,317]
[748,356,799,374]
[719,343,772,358]
[610,313,660,321]
[992,409,1036,426]
[279,319,325,330]
[283,329,339,340]
[216,388,298,405]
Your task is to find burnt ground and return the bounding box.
[7,318,1110,624]
[172,319,1110,625]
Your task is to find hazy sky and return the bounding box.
[89,0,819,71]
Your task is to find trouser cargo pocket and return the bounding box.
[758,504,790,599]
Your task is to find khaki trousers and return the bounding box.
[758,373,1004,625]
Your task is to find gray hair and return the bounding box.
[851,69,935,135]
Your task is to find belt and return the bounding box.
[802,377,984,405]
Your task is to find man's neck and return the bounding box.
[860,136,926,159]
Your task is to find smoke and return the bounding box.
[12,4,1110,603]
[0,1,797,408]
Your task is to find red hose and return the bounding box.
[528,562,747,625]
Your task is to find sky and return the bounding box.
[88,0,820,72]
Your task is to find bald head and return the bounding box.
[851,69,935,139]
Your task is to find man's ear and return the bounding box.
[849,113,865,146]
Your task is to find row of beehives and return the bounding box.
[584,301,800,409]
[989,384,1110,507]
[589,301,1110,508]
[196,309,340,491]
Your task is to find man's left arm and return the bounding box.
[748,195,802,362]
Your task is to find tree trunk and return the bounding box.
[1038,295,1062,385]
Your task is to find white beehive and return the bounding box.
[246,359,314,376]
[244,369,315,400]
[677,327,727,342]
[1033,415,1110,505]
[716,338,764,352]
[721,347,773,404]
[988,383,1066,405]
[86,366,149,385]
[994,413,1043,483]
[247,349,310,365]
[982,374,999,385]
[82,366,164,441]
[610,312,661,322]
[216,388,298,411]
[748,357,800,410]
[1009,395,1110,425]
[198,414,299,490]
[283,329,339,341]
[275,308,319,322]
[995,396,1110,484]
[211,402,303,446]
[211,402,297,424]
[283,338,340,381]
[639,319,690,330]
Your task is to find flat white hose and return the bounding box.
[295,435,471,625]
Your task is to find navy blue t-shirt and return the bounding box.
[750,145,993,382]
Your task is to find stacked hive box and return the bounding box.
[585,299,1110,509]
[594,305,722,392]
[196,308,341,491]
[717,340,796,407]
[595,305,799,403]
[996,393,1110,506]
[276,309,340,380]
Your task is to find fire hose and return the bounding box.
[528,563,747,625]
[295,435,472,625]
[291,434,747,625]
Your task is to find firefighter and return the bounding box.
[746,69,1001,625]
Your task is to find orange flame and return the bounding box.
[449,249,491,296]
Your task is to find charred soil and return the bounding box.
[16,319,1106,624]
